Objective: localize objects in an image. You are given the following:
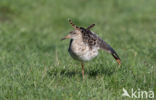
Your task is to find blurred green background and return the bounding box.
[0,0,155,100]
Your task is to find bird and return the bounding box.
[61,19,121,79]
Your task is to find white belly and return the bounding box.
[68,40,99,62]
[78,49,98,61]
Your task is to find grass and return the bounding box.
[0,0,155,99]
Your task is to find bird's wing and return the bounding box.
[97,37,121,64]
[80,27,98,48]
[80,27,121,64]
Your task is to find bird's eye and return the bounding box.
[70,31,77,35]
[72,32,76,34]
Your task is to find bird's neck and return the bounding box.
[73,35,83,42]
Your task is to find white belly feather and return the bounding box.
[68,40,99,62]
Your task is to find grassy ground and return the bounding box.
[0,0,155,99]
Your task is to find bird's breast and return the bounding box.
[68,40,98,61]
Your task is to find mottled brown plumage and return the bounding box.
[62,19,121,79]
[80,26,120,63]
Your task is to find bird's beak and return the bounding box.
[61,34,71,40]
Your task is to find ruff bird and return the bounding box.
[61,19,121,79]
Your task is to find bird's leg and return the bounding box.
[81,62,84,79]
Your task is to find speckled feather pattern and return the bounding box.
[68,35,99,62]
[67,19,121,64]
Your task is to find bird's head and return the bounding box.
[61,19,95,40]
